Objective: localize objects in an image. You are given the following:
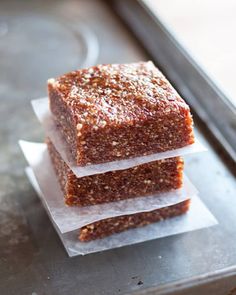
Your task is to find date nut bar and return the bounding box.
[48,61,194,166]
[79,199,190,241]
[47,139,184,206]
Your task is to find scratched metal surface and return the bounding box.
[0,1,236,295]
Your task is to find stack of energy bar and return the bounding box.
[46,61,194,242]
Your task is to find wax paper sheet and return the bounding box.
[25,166,218,257]
[20,140,197,233]
[31,97,207,177]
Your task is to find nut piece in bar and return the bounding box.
[47,139,184,206]
[48,61,194,166]
[79,199,190,241]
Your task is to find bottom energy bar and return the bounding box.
[79,200,190,241]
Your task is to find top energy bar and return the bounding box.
[48,61,194,166]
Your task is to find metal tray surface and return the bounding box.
[0,0,236,294]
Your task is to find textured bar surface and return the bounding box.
[48,61,194,165]
[47,139,184,206]
[79,200,190,241]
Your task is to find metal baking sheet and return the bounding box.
[1,0,236,294]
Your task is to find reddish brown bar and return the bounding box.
[48,62,194,166]
[79,200,190,241]
[47,139,184,206]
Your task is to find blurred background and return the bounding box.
[145,0,236,106]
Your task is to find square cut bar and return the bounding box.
[48,61,194,166]
[47,139,184,206]
[79,200,190,241]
